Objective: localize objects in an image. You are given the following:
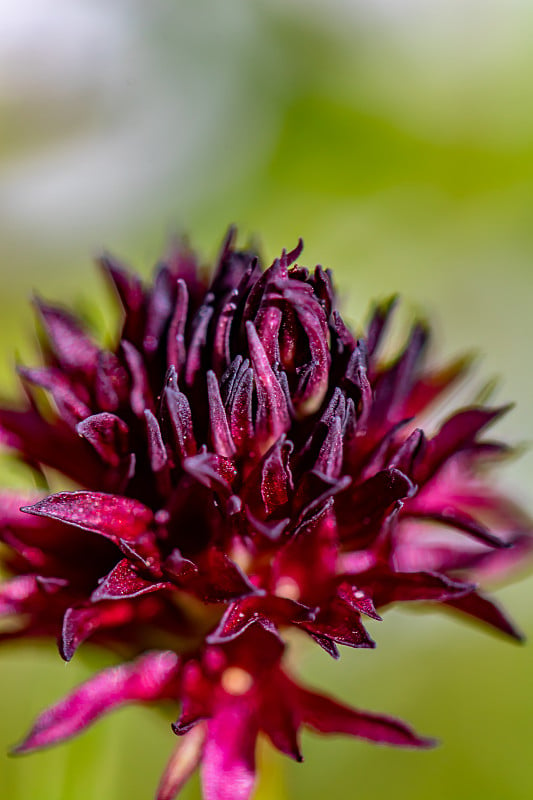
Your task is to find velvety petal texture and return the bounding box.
[0,230,530,800]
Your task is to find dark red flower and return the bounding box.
[0,229,530,799]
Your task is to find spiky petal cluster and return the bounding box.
[0,230,530,799]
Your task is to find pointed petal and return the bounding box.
[60,602,136,660]
[246,321,291,448]
[21,492,153,543]
[144,409,168,472]
[77,413,129,467]
[163,386,197,459]
[183,450,236,495]
[167,279,189,375]
[419,406,510,481]
[91,559,169,602]
[13,651,179,753]
[405,506,509,550]
[207,371,236,458]
[35,301,99,373]
[143,266,175,355]
[18,366,91,426]
[445,591,524,641]
[296,685,435,748]
[361,570,476,607]
[94,351,129,412]
[121,340,154,415]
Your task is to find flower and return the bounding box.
[0,228,530,799]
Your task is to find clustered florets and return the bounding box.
[0,230,530,800]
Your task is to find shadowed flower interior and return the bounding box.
[0,229,530,800]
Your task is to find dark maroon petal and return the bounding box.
[0,574,66,615]
[371,322,429,424]
[34,300,100,373]
[303,597,375,651]
[144,266,176,355]
[402,354,473,419]
[162,386,197,459]
[91,559,170,602]
[337,582,382,621]
[207,371,236,458]
[418,406,510,482]
[22,492,153,543]
[60,602,137,660]
[13,651,179,753]
[185,301,214,387]
[121,340,154,415]
[201,694,258,800]
[207,595,310,644]
[360,570,475,607]
[246,321,291,448]
[183,450,236,495]
[389,428,425,474]
[444,591,524,641]
[307,632,340,659]
[193,549,261,604]
[95,351,129,412]
[144,410,169,472]
[338,468,414,546]
[99,252,146,345]
[260,691,303,762]
[365,295,398,358]
[296,684,435,748]
[405,506,509,550]
[18,367,91,426]
[167,279,189,375]
[260,436,293,515]
[77,413,130,467]
[283,287,331,414]
[172,661,211,735]
[228,363,255,453]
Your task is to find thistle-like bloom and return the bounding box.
[0,230,530,799]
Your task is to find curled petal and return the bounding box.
[34,300,100,373]
[60,602,136,660]
[91,559,170,602]
[77,413,130,467]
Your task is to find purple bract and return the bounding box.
[0,229,530,799]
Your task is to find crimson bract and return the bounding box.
[0,230,530,799]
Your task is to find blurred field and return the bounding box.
[1,2,532,799]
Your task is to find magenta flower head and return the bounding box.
[0,229,530,799]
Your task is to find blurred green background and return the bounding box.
[1,2,532,798]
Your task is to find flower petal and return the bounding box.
[21,492,153,543]
[296,684,435,748]
[13,651,179,753]
[76,413,130,467]
[201,694,258,800]
[91,559,170,602]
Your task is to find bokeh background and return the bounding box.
[1,2,533,798]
